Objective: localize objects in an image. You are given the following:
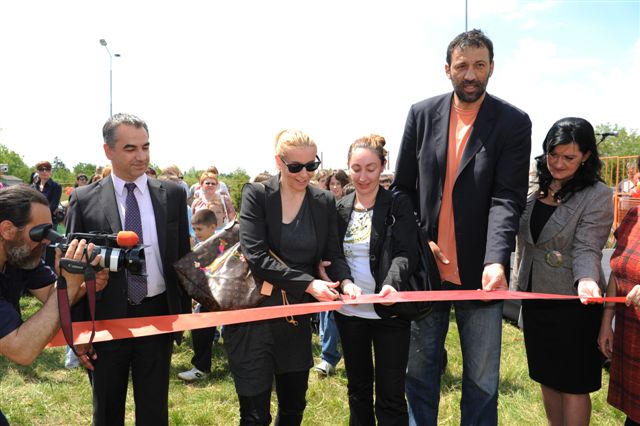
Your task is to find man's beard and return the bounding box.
[452,79,487,103]
[6,238,43,270]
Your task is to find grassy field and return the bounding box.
[0,297,626,425]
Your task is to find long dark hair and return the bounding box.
[535,117,602,202]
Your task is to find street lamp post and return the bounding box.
[99,39,120,118]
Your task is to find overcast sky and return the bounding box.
[0,0,638,177]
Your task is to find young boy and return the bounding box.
[178,208,219,381]
[191,208,218,244]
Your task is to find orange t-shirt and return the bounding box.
[436,103,480,284]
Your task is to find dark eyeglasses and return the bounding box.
[203,181,218,186]
[28,223,63,243]
[37,167,52,172]
[279,156,322,173]
[77,176,88,181]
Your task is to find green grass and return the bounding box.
[0,297,626,425]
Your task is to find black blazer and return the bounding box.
[394,93,532,290]
[336,188,418,317]
[239,175,352,305]
[65,175,191,323]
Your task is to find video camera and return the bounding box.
[29,224,146,275]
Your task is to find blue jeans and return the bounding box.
[406,300,503,426]
[318,311,341,366]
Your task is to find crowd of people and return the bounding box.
[1,28,640,426]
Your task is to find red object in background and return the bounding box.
[65,186,73,197]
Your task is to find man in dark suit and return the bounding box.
[66,113,190,426]
[393,29,532,425]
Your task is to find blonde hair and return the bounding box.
[348,134,388,166]
[163,164,182,177]
[199,172,218,185]
[274,129,316,156]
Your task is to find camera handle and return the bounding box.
[57,259,97,357]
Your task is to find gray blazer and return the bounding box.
[514,181,613,295]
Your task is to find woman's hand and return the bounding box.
[598,314,615,359]
[626,285,640,307]
[306,280,340,302]
[378,285,397,306]
[577,278,601,304]
[341,280,362,300]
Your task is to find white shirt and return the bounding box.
[339,208,379,319]
[111,173,166,296]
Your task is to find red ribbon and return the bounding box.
[46,290,620,347]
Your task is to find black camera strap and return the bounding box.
[57,260,97,357]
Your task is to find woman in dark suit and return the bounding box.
[334,134,418,426]
[514,117,613,425]
[228,129,353,426]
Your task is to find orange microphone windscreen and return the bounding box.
[116,231,139,247]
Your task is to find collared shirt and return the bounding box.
[111,173,166,296]
[0,261,56,339]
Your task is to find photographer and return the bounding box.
[0,185,108,425]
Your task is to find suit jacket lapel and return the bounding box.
[536,189,587,245]
[264,176,282,252]
[148,178,167,259]
[457,95,496,181]
[308,188,326,261]
[434,97,450,187]
[99,176,123,233]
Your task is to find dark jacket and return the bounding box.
[393,92,532,289]
[336,188,418,317]
[32,179,62,221]
[65,175,191,325]
[239,174,352,306]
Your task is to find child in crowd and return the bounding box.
[178,208,221,381]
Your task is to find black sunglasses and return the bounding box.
[279,155,322,173]
[37,167,52,172]
[28,223,63,243]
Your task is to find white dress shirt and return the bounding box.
[111,173,166,297]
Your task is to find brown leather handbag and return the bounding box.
[174,221,268,311]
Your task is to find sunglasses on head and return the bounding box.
[28,223,63,243]
[280,156,322,173]
[37,167,51,172]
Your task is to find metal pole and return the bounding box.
[109,53,113,118]
[465,0,468,31]
[100,39,119,118]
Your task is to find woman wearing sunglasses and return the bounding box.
[227,129,354,425]
[31,160,62,226]
[191,172,236,229]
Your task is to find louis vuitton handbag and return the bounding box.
[174,221,272,311]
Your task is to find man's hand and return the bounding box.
[482,263,507,291]
[74,343,97,371]
[577,279,601,304]
[60,239,105,303]
[428,241,450,264]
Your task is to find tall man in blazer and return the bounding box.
[393,29,532,425]
[66,113,191,426]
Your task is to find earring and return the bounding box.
[581,162,585,166]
